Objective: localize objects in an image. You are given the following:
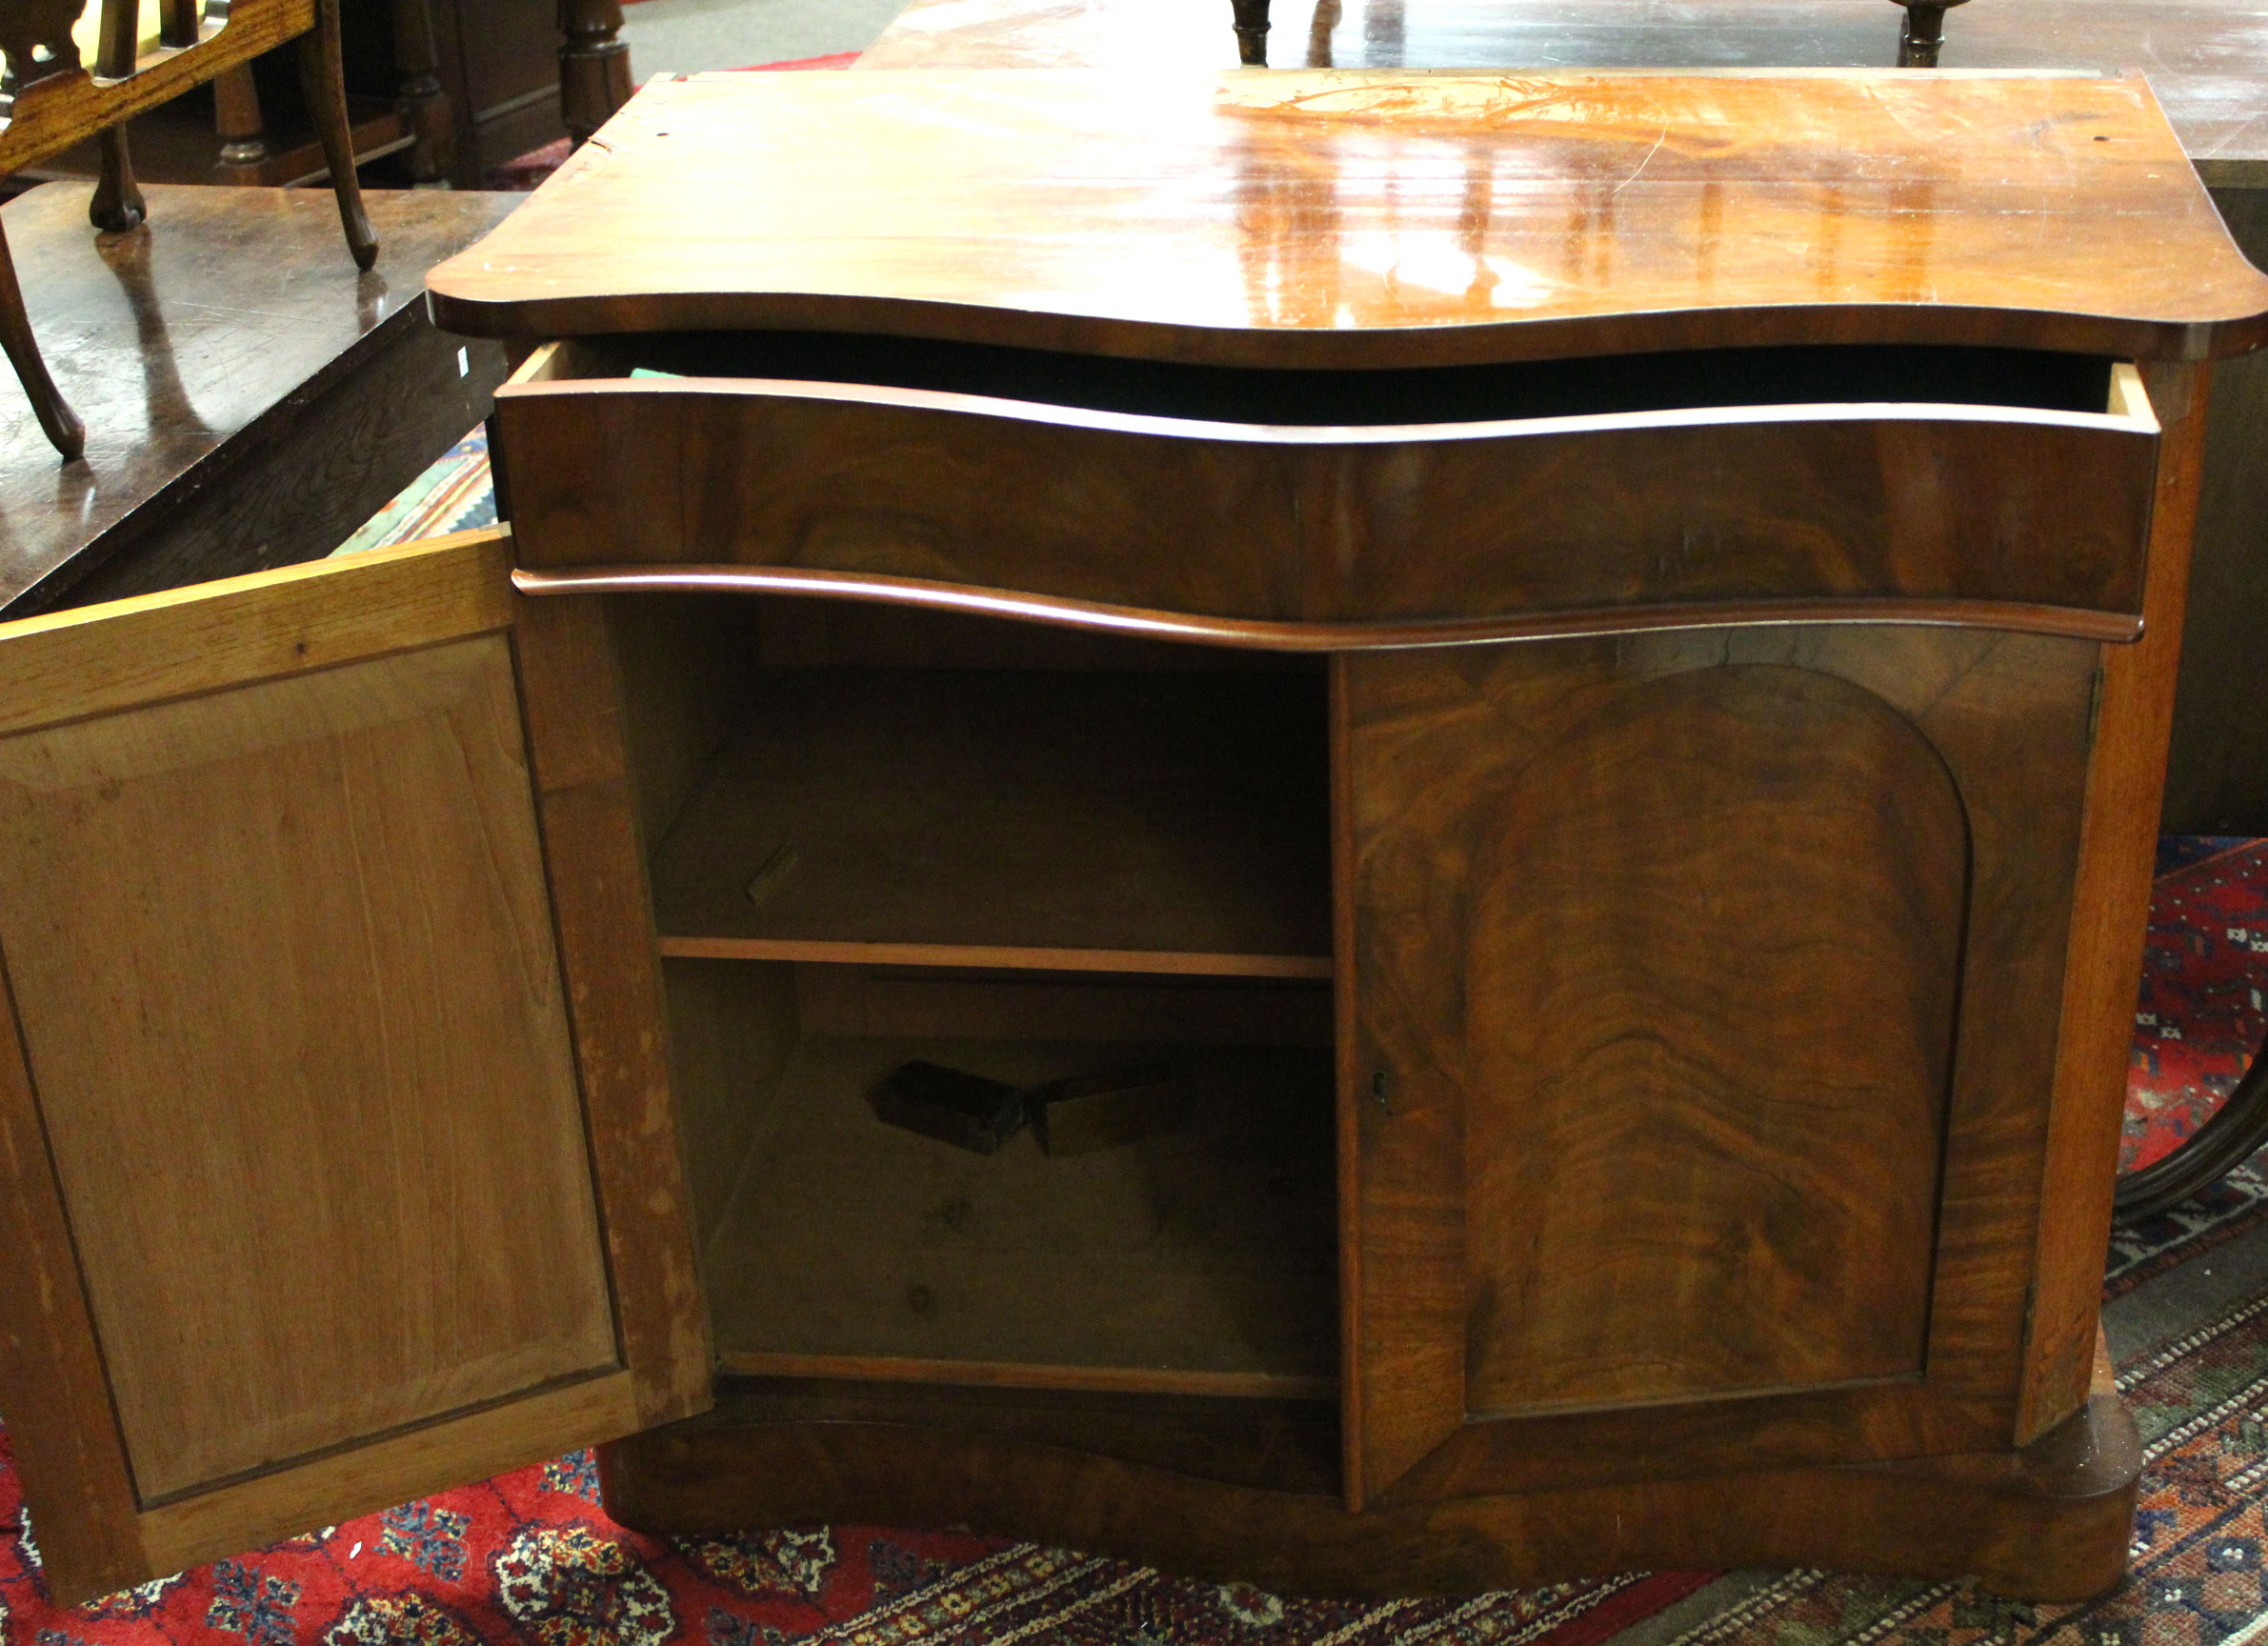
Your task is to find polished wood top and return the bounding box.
[426,70,2268,363]
[859,0,2268,186]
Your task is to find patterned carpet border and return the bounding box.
[1679,1277,2268,1645]
[331,427,495,554]
[0,1436,1717,1646]
[2126,840,2268,1174]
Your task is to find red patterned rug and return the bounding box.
[3,844,2264,1646]
[2127,836,2268,1173]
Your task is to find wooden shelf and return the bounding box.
[649,669,1333,976]
[703,1035,1339,1394]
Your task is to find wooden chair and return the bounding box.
[1231,0,1972,68]
[0,0,376,461]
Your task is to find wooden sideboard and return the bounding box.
[853,0,2268,835]
[2,67,2266,1608]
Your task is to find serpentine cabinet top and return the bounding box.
[423,69,2268,365]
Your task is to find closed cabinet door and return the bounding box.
[1335,625,2101,1507]
[0,532,709,1604]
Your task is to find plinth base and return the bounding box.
[599,1371,2139,1603]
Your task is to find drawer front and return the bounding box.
[493,377,2158,627]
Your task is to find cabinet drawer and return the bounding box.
[492,334,2158,637]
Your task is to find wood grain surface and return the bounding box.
[0,636,618,1502]
[1340,625,2098,1504]
[858,0,2268,182]
[1459,665,1963,1413]
[519,567,2145,651]
[495,365,2158,626]
[0,532,706,1602]
[509,591,718,1430]
[790,965,1334,1047]
[2017,360,2215,1441]
[0,0,313,177]
[424,70,2268,362]
[2164,194,2268,833]
[0,183,514,612]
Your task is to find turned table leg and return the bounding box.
[90,0,147,231]
[1232,0,1269,65]
[393,0,457,184]
[1892,0,1970,67]
[559,0,632,147]
[212,66,271,168]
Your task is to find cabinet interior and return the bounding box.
[532,331,2118,425]
[606,593,1340,1409]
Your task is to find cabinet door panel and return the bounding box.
[0,532,708,1602]
[1462,666,1963,1413]
[0,636,617,1502]
[1340,627,2097,1506]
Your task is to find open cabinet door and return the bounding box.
[0,531,711,1605]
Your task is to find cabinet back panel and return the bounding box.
[0,636,619,1503]
[1460,665,1960,1411]
[702,1034,1337,1385]
[647,668,1333,966]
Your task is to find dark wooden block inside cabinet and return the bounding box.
[0,67,2264,1608]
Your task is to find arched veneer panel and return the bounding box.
[1460,665,1968,1413]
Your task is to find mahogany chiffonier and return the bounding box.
[2,67,2265,1609]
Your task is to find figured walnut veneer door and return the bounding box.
[1462,665,1962,1410]
[0,532,709,1605]
[1339,627,2099,1506]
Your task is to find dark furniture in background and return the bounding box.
[1231,0,1968,63]
[0,182,512,612]
[0,0,375,458]
[17,0,632,193]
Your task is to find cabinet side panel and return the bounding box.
[1461,665,1962,1412]
[512,592,716,1426]
[0,637,620,1504]
[2019,360,2211,1440]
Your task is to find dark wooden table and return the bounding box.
[859,0,2268,833]
[861,0,2268,180]
[0,180,515,615]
